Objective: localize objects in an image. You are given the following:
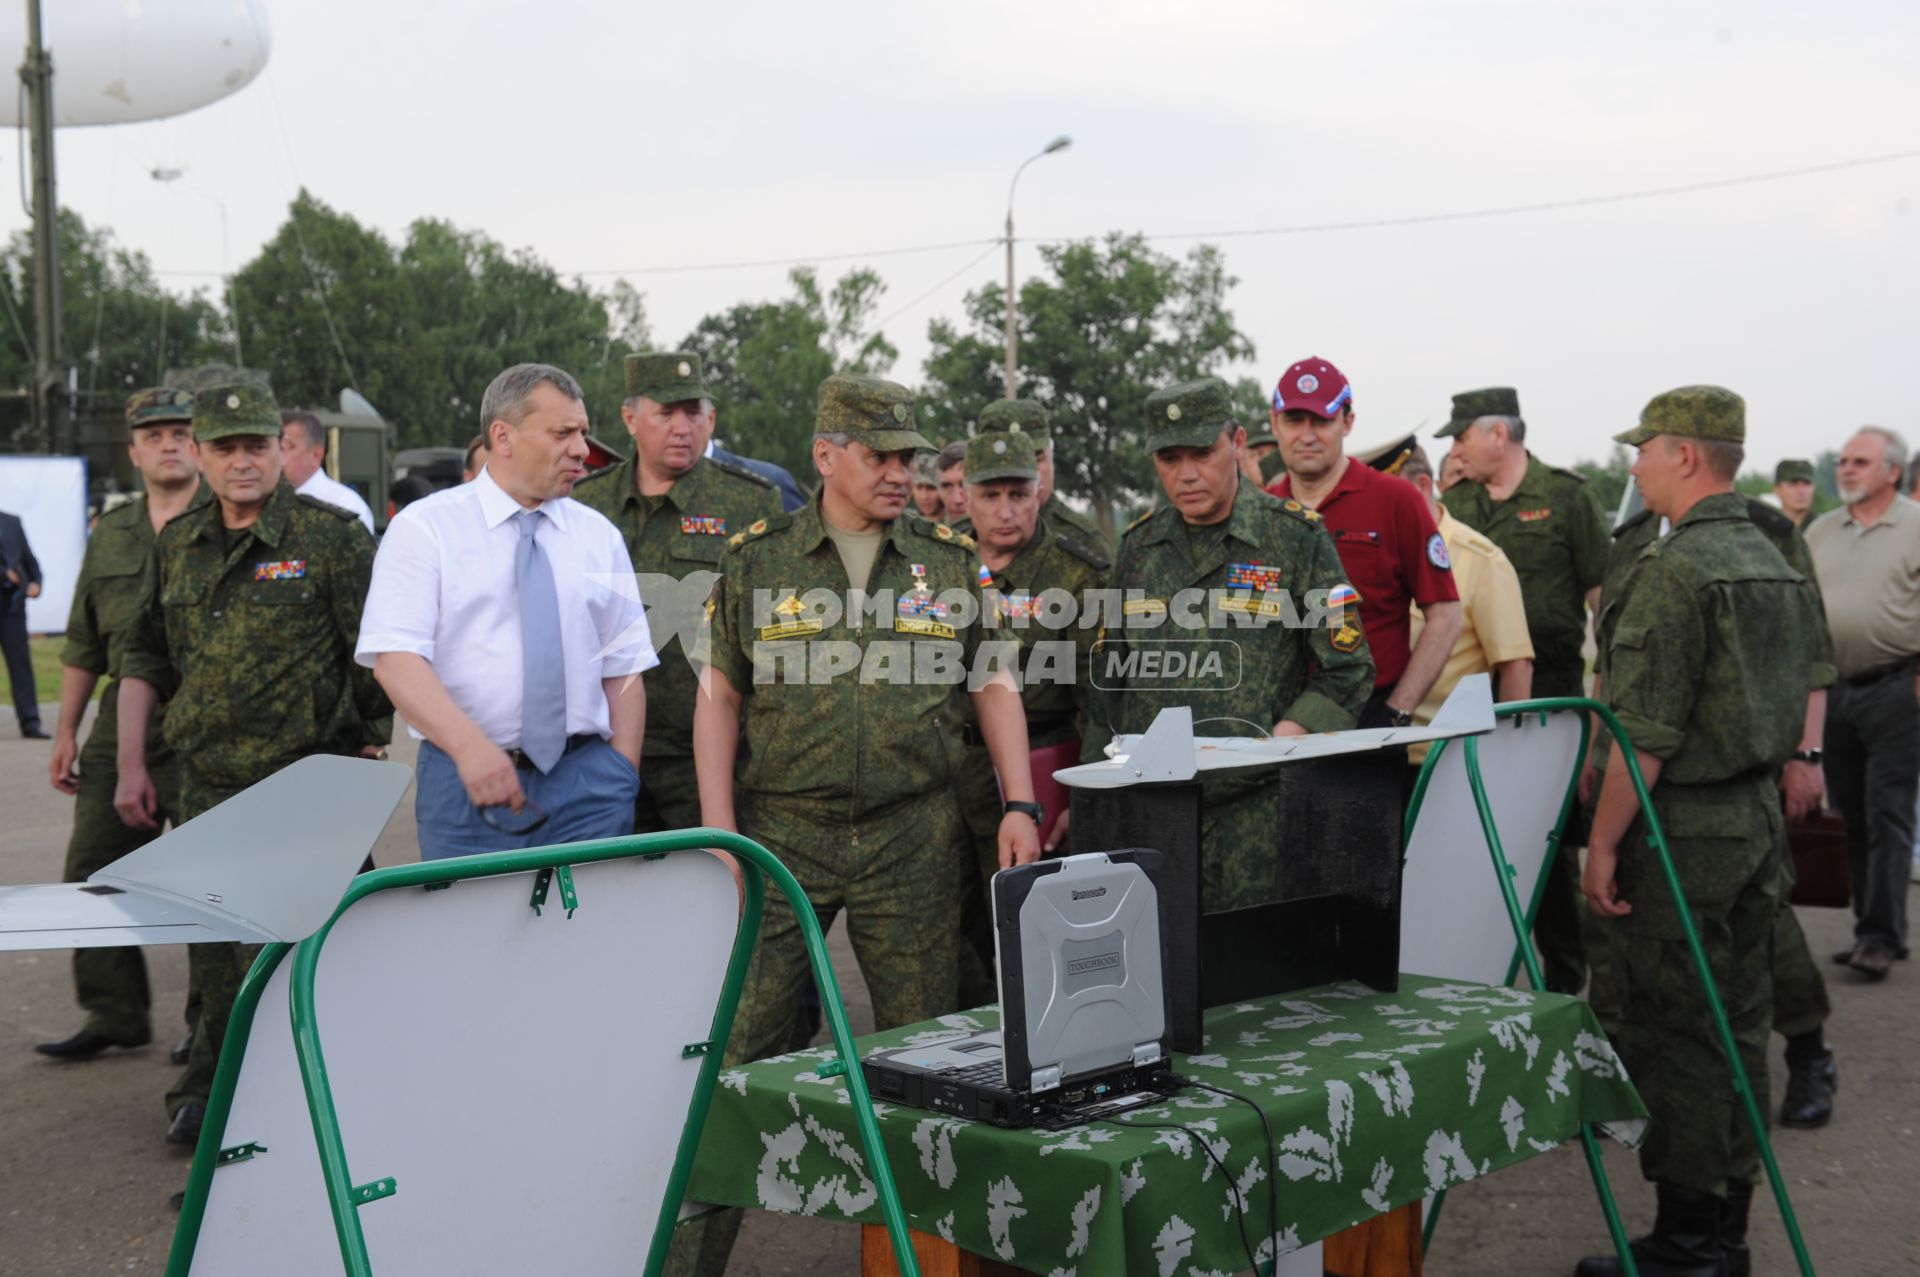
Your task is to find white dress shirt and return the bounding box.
[356,466,657,745]
[295,468,377,533]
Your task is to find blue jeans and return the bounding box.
[415,737,640,860]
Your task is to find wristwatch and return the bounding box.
[1386,708,1415,728]
[1790,748,1824,765]
[1003,800,1045,826]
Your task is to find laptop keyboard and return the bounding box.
[946,1060,1007,1086]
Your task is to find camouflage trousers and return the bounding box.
[1595,844,1779,1196]
[166,783,248,1119]
[954,743,1005,1009]
[666,786,966,1277]
[61,742,186,1043]
[1530,667,1589,992]
[635,754,701,835]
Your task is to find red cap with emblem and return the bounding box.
[1272,357,1354,420]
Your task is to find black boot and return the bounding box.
[1780,1032,1836,1128]
[1720,1181,1753,1277]
[1574,1184,1725,1276]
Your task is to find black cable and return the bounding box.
[1182,1078,1282,1275]
[1100,1114,1260,1275]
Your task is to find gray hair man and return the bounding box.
[1804,425,1920,980]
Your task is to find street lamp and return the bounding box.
[151,166,241,365]
[1003,134,1070,399]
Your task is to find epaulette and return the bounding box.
[705,453,777,489]
[1277,496,1324,526]
[295,493,363,522]
[1611,507,1655,539]
[576,460,622,486]
[1743,497,1795,539]
[924,520,977,552]
[726,513,787,550]
[1547,464,1589,485]
[1053,531,1111,572]
[1121,507,1158,537]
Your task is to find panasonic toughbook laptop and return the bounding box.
[861,849,1178,1128]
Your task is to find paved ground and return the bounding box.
[1,716,1914,1275]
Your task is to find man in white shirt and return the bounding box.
[357,364,656,858]
[279,410,376,533]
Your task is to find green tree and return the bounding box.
[920,234,1255,539]
[680,266,896,478]
[230,191,649,450]
[0,208,225,449]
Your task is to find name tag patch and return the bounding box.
[757,620,824,641]
[254,560,306,581]
[894,615,958,640]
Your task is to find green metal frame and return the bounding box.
[164,830,923,1277]
[1408,698,1816,1276]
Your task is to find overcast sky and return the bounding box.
[6,0,1916,476]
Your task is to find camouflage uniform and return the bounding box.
[1096,379,1375,910]
[572,353,782,833]
[950,431,1110,1006]
[1439,387,1611,992]
[1593,498,1833,1044]
[1595,389,1832,1199]
[118,383,392,1120]
[54,389,208,1044]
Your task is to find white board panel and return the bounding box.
[0,455,86,634]
[1399,711,1584,986]
[188,850,740,1277]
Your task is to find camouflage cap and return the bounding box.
[1775,458,1815,484]
[1614,385,1745,447]
[1145,378,1236,451]
[625,351,708,405]
[976,398,1051,448]
[912,451,940,485]
[1435,387,1521,439]
[193,382,282,441]
[125,386,195,429]
[964,430,1040,484]
[815,374,933,451]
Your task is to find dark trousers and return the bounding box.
[0,605,38,731]
[1825,667,1920,954]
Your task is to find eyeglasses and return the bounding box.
[478,798,550,836]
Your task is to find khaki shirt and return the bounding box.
[1804,496,1920,678]
[1408,507,1533,762]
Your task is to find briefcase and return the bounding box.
[1786,808,1851,908]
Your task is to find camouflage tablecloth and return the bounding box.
[686,975,1646,1275]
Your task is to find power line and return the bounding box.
[566,235,999,278]
[864,242,1002,336]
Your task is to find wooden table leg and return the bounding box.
[860,1223,1029,1277]
[1322,1200,1423,1277]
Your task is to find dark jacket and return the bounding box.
[0,510,42,615]
[712,446,808,512]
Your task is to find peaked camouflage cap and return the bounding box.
[1435,387,1522,438]
[625,351,709,404]
[1145,377,1236,450]
[815,374,933,451]
[1775,458,1815,484]
[1615,385,1745,446]
[193,382,282,441]
[964,430,1040,484]
[976,398,1051,448]
[125,386,195,429]
[912,451,941,484]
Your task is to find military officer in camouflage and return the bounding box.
[1439,386,1610,994]
[952,429,1109,1004]
[1578,387,1832,1277]
[1594,481,1840,1133]
[679,374,1039,1277]
[35,388,208,1062]
[973,398,1111,553]
[1094,377,1374,909]
[114,382,392,1148]
[1773,458,1816,529]
[572,353,782,832]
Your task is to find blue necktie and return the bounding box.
[514,510,567,773]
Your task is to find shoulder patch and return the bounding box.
[294,493,363,522]
[1053,532,1112,572]
[1612,507,1655,540]
[706,453,777,489]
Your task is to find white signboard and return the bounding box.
[0,454,88,635]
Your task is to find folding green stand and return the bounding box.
[1409,699,1816,1277]
[164,829,923,1277]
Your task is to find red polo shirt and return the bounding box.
[1269,460,1458,688]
